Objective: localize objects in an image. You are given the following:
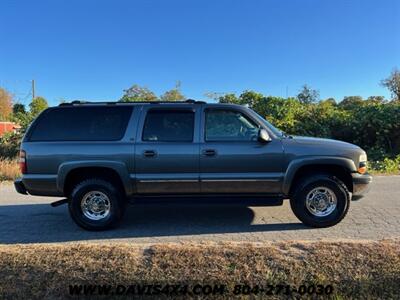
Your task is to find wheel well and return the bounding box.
[289,164,353,196]
[63,167,125,197]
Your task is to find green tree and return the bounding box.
[366,96,385,103]
[29,97,48,117]
[0,88,13,121]
[217,90,265,107]
[160,82,185,101]
[321,98,337,106]
[297,84,319,104]
[12,103,26,114]
[381,68,400,101]
[238,90,264,107]
[120,84,158,102]
[339,96,363,110]
[218,93,240,104]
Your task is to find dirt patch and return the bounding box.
[0,240,399,299]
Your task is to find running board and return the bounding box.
[129,196,284,206]
[50,198,68,207]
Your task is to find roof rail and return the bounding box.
[59,99,206,106]
[59,100,117,106]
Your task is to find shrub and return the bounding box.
[0,158,20,181]
[0,132,21,159]
[369,155,400,174]
[219,93,400,162]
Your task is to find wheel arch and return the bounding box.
[283,157,356,197]
[58,161,132,197]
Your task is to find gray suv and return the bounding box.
[14,100,372,230]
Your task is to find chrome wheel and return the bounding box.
[305,187,337,217]
[80,191,111,221]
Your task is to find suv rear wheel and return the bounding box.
[68,179,125,230]
[290,174,350,228]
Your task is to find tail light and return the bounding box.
[19,150,27,174]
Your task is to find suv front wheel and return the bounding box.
[68,179,125,231]
[290,174,350,228]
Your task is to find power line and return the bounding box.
[0,79,35,105]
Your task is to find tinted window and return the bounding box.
[205,109,259,141]
[29,106,132,141]
[142,110,194,142]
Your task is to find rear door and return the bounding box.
[134,104,200,194]
[199,106,284,194]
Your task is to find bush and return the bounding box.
[0,132,21,159]
[0,110,34,159]
[369,155,400,174]
[220,93,400,162]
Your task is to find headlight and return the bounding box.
[358,153,367,174]
[359,153,367,162]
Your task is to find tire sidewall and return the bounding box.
[69,180,123,230]
[291,176,349,227]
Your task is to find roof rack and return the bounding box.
[59,99,206,106]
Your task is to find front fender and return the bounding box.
[57,160,132,196]
[282,156,357,195]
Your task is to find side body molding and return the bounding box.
[282,156,357,196]
[57,160,133,196]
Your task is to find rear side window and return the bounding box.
[142,110,194,142]
[29,106,132,141]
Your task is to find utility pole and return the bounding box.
[31,79,35,100]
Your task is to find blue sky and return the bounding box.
[1,0,399,106]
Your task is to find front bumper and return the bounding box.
[351,173,372,200]
[14,178,28,195]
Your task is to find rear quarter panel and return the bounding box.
[20,106,139,196]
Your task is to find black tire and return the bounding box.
[68,178,126,231]
[290,174,350,228]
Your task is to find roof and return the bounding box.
[57,100,246,111]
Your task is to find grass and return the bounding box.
[0,158,20,181]
[0,240,399,299]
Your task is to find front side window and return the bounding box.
[205,109,260,141]
[142,110,195,142]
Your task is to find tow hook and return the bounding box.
[50,198,68,207]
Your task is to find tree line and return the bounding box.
[0,68,399,163]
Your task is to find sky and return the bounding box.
[0,0,399,106]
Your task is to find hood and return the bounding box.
[292,136,361,150]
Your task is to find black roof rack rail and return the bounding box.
[59,100,117,106]
[59,99,206,106]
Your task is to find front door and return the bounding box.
[200,107,284,194]
[135,105,200,194]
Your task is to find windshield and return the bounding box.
[249,110,284,138]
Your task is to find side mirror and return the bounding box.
[258,129,272,143]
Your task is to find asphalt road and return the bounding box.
[0,176,399,244]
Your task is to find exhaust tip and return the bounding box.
[50,199,68,207]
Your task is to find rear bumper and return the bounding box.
[352,173,372,200]
[14,178,28,195]
[14,175,63,197]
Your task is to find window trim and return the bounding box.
[141,108,196,143]
[204,108,261,143]
[26,106,133,142]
